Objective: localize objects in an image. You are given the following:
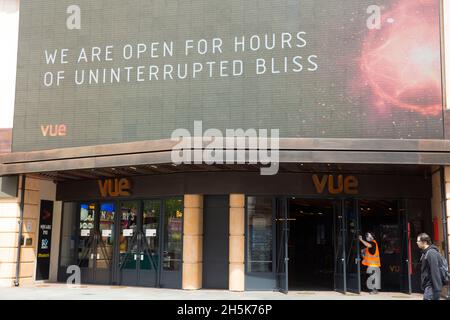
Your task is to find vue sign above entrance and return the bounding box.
[98,178,131,198]
[312,174,359,195]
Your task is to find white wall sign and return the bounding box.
[101,229,112,237]
[123,229,133,237]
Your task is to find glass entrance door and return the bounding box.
[78,203,96,283]
[344,199,361,294]
[399,200,412,294]
[77,202,115,284]
[139,200,160,287]
[333,200,361,294]
[96,203,116,283]
[334,200,346,293]
[74,197,183,288]
[275,197,288,293]
[118,200,162,287]
[159,198,184,288]
[118,201,139,286]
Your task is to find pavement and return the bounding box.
[0,283,425,300]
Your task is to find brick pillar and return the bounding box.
[229,194,245,291]
[182,194,203,290]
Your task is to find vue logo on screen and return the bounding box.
[40,124,67,137]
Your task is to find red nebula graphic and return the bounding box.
[360,0,442,116]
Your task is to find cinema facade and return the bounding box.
[0,139,450,296]
[0,0,449,298]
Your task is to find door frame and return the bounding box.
[244,196,278,291]
[284,196,349,293]
[275,197,289,293]
[72,195,184,288]
[282,195,417,294]
[116,199,142,287]
[75,201,116,285]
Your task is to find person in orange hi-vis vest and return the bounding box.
[359,232,381,294]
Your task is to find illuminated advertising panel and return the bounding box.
[13,0,443,151]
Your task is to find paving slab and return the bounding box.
[0,283,424,300]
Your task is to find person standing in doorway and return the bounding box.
[359,232,381,294]
[416,233,443,300]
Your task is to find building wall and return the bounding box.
[445,167,450,261]
[431,167,444,249]
[181,193,245,291]
[0,0,19,129]
[431,166,450,297]
[0,182,20,287]
[443,167,450,298]
[0,175,59,287]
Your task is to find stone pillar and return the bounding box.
[0,175,41,287]
[229,194,245,291]
[182,194,203,290]
[0,179,20,287]
[0,175,58,287]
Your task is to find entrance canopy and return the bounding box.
[1,138,450,179]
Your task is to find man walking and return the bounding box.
[417,233,443,300]
[359,232,381,294]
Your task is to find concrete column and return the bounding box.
[182,194,203,290]
[229,194,245,291]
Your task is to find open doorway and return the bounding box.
[287,198,335,290]
[359,199,407,293]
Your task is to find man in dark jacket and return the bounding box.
[417,233,443,300]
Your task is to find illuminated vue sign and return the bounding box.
[13,0,443,152]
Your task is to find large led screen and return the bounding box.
[13,0,444,151]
